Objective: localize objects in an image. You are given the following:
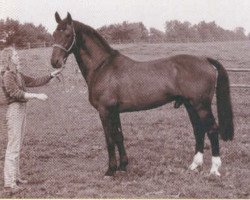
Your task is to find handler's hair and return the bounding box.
[0,47,16,74]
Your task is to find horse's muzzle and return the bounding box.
[51,58,62,69]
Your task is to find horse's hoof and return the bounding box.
[189,163,198,171]
[116,169,127,175]
[209,170,221,177]
[117,170,126,174]
[188,163,203,173]
[117,165,127,172]
[189,152,203,171]
[189,163,202,171]
[104,168,116,177]
[103,175,115,180]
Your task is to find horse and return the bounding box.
[50,12,234,177]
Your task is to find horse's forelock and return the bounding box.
[56,20,68,30]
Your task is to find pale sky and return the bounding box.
[1,0,250,34]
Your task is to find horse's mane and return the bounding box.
[73,20,118,55]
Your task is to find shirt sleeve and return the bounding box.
[3,71,25,100]
[21,73,52,87]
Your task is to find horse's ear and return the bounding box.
[55,12,62,23]
[67,12,72,25]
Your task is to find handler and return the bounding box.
[0,47,61,191]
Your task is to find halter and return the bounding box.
[52,24,76,53]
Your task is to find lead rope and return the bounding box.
[48,62,70,134]
[58,62,71,134]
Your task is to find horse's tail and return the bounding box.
[207,58,234,141]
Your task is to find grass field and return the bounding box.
[0,41,249,198]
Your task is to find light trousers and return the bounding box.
[4,102,27,187]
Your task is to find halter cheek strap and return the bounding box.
[52,25,76,53]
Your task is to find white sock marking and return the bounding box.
[210,156,222,176]
[189,152,203,170]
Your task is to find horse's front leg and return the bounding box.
[99,108,117,176]
[112,113,128,172]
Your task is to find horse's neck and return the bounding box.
[74,33,112,85]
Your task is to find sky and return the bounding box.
[1,0,250,34]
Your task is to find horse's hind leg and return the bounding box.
[184,102,205,171]
[207,117,221,176]
[196,106,222,176]
[186,100,222,175]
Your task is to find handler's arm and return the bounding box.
[22,73,52,87]
[3,71,26,100]
[22,69,63,87]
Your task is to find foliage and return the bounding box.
[98,20,249,43]
[165,20,248,42]
[98,21,148,43]
[0,18,52,49]
[149,28,166,43]
[0,18,249,49]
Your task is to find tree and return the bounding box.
[188,25,201,42]
[165,20,181,42]
[2,18,20,46]
[234,27,247,40]
[165,20,195,42]
[126,22,148,42]
[196,21,215,42]
[149,28,165,42]
[98,21,148,43]
[0,18,52,48]
[164,20,248,43]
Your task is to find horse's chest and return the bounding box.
[88,87,107,110]
[88,89,99,109]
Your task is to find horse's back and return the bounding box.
[91,54,217,111]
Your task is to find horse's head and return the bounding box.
[51,12,76,69]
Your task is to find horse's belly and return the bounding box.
[118,88,174,112]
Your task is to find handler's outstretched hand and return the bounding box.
[36,93,48,101]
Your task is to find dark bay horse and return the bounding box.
[50,12,234,177]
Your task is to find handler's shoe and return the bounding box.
[17,178,28,184]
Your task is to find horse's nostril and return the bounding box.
[51,59,54,66]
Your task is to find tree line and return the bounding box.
[1,18,250,49]
[0,18,52,49]
[99,20,250,43]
